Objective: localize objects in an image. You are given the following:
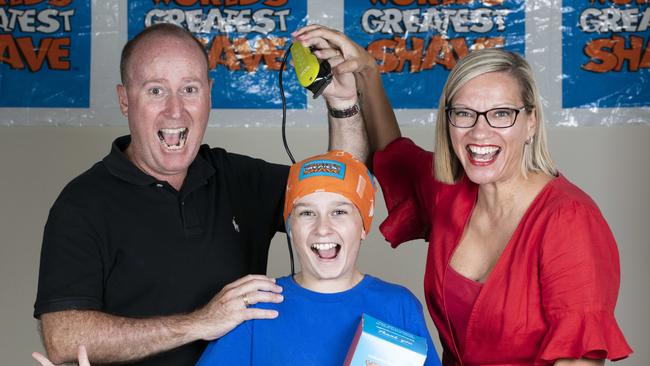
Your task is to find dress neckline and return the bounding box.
[442,173,563,362]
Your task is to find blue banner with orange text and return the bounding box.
[127,0,308,109]
[562,0,650,108]
[344,0,526,109]
[0,0,91,108]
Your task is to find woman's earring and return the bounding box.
[525,136,533,145]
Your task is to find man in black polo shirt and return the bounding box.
[33,24,367,365]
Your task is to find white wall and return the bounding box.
[0,125,647,364]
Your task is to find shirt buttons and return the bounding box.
[156,183,163,188]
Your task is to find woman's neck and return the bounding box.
[476,172,554,217]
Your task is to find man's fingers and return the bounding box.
[233,277,283,298]
[312,48,339,60]
[294,26,341,42]
[243,308,280,321]
[297,36,331,52]
[292,24,322,37]
[212,275,283,312]
[241,289,284,307]
[334,59,362,75]
[294,26,370,73]
[221,274,276,291]
[31,352,54,366]
[324,54,345,69]
[295,27,349,50]
[196,276,284,341]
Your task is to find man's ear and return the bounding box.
[116,84,128,117]
[208,78,214,109]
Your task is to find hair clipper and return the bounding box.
[290,42,332,99]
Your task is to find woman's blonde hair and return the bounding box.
[434,48,557,184]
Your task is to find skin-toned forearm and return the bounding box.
[355,65,401,154]
[291,25,372,164]
[39,274,283,364]
[328,105,369,163]
[40,310,198,364]
[554,358,605,366]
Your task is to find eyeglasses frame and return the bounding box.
[445,105,533,129]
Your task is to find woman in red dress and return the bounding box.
[294,25,632,366]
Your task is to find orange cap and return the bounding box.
[284,151,375,235]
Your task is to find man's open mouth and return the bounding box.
[158,128,188,150]
[311,243,341,260]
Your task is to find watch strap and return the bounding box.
[327,102,360,119]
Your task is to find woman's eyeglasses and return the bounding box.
[446,106,531,128]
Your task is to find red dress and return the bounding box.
[445,266,483,355]
[373,138,632,365]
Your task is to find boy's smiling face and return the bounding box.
[289,191,365,293]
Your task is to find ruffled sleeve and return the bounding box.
[539,310,631,362]
[373,138,435,247]
[537,188,632,362]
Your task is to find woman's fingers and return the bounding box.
[31,352,54,366]
[31,346,91,366]
[77,345,91,366]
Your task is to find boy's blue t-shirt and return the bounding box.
[196,274,441,365]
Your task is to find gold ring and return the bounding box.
[242,294,249,308]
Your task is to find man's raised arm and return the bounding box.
[293,25,402,164]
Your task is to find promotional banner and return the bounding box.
[563,1,650,108]
[127,0,308,109]
[0,0,91,108]
[1,0,648,125]
[344,0,526,109]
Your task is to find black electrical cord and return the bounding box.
[279,41,296,165]
[279,41,295,276]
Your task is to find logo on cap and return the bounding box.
[299,159,346,180]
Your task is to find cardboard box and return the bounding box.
[344,313,428,366]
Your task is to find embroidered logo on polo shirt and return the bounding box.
[232,217,240,233]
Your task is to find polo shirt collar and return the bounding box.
[103,135,216,190]
[182,145,216,194]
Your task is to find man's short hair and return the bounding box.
[119,23,210,85]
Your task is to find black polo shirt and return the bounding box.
[34,135,289,365]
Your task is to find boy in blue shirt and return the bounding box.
[197,151,441,365]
